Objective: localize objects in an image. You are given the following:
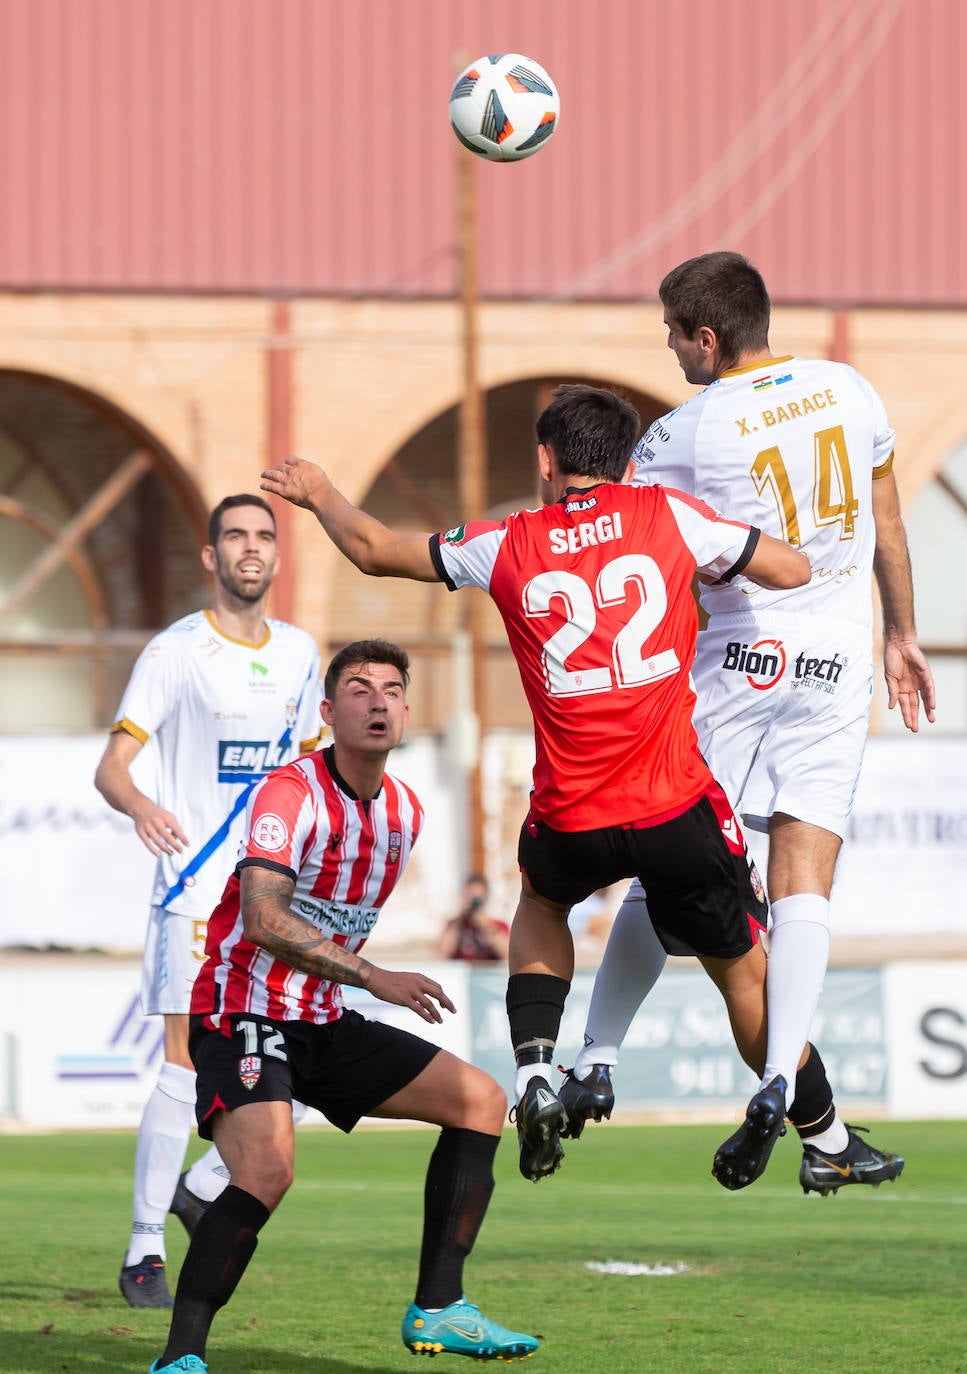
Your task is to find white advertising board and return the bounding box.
[883,962,967,1119]
[0,958,470,1129]
[2,734,964,949]
[0,735,464,952]
[831,737,967,934]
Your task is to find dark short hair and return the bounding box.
[324,638,411,699]
[535,384,641,482]
[659,251,770,365]
[207,494,277,548]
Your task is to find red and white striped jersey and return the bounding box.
[431,482,757,831]
[192,745,423,1026]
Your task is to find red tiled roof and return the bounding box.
[0,0,961,305]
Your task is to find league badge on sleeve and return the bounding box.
[252,813,289,853]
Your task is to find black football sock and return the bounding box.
[415,1127,499,1310]
[159,1184,270,1363]
[506,972,570,1074]
[787,1043,837,1138]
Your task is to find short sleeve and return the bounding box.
[852,368,896,473]
[238,766,315,878]
[662,487,757,580]
[112,631,185,740]
[433,519,508,592]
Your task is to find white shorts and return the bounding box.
[692,614,873,840]
[141,905,210,1016]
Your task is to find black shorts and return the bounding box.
[190,1008,440,1137]
[518,780,767,959]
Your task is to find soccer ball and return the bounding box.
[449,53,559,162]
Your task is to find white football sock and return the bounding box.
[183,1145,231,1204]
[126,1061,196,1266]
[573,885,667,1079]
[801,1115,850,1155]
[762,893,831,1115]
[514,1063,555,1099]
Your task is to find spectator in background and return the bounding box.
[438,874,511,963]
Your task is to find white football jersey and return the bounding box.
[113,610,322,920]
[632,356,895,628]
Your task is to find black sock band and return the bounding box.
[416,1127,499,1310]
[506,973,570,1067]
[161,1185,271,1364]
[788,1043,836,1137]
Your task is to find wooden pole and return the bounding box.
[266,299,296,623]
[0,449,154,630]
[457,139,488,877]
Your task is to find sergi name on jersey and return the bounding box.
[548,511,623,555]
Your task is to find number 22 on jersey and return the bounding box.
[751,423,858,546]
[523,553,680,697]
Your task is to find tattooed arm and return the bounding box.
[239,865,455,1024]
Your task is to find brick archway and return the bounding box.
[0,370,209,731]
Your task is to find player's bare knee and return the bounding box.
[462,1069,506,1133]
[237,1154,293,1210]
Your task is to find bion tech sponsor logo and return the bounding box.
[792,651,847,694]
[722,639,786,690]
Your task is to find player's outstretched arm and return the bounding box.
[260,456,437,582]
[742,531,811,589]
[240,866,455,1023]
[872,470,936,731]
[94,728,188,857]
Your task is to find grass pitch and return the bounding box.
[0,1119,964,1373]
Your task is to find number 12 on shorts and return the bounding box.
[236,1018,287,1060]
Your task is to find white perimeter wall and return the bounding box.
[1,735,966,950]
[1,957,964,1129]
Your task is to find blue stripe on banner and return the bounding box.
[160,658,315,908]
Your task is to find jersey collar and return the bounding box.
[323,744,382,809]
[203,607,271,649]
[558,482,611,504]
[719,354,794,379]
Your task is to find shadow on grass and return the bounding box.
[3,1328,403,1373]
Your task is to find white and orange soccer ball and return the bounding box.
[449,53,560,162]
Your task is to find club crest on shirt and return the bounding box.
[749,862,765,903]
[239,1055,261,1090]
[388,830,402,864]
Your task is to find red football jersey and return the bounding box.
[431,483,757,830]
[192,746,423,1026]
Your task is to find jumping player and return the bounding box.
[260,384,822,1187]
[563,252,932,1194]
